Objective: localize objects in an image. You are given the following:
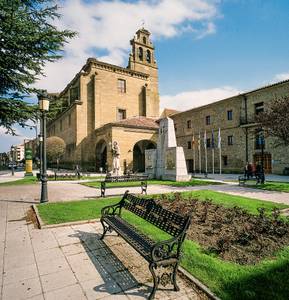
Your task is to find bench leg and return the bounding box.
[148,263,158,300]
[100,219,109,240]
[172,262,179,291]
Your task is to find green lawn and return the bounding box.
[246,181,289,193]
[36,190,289,300]
[0,176,38,186]
[37,197,119,224]
[0,175,105,186]
[82,179,222,189]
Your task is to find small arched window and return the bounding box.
[146,50,151,63]
[138,47,143,61]
[143,36,147,44]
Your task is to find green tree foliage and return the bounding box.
[256,96,289,147]
[0,0,76,134]
[46,136,65,162]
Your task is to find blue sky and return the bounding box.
[1,0,289,152]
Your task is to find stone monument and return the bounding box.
[112,141,121,176]
[145,117,190,181]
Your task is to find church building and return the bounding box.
[47,28,159,172]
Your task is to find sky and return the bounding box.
[1,0,289,152]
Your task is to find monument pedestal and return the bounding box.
[145,117,190,182]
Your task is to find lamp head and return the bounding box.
[38,90,50,111]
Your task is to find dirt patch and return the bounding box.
[154,193,289,265]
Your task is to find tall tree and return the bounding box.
[256,96,289,147]
[0,0,76,134]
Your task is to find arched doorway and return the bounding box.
[95,140,107,172]
[133,140,156,172]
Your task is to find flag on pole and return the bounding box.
[218,128,221,149]
[218,128,222,174]
[212,129,215,174]
[204,130,208,174]
[192,133,196,174]
[198,131,201,174]
[192,134,195,149]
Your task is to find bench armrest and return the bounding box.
[101,203,122,216]
[151,235,182,262]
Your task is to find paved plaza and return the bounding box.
[0,200,202,300]
[0,172,289,299]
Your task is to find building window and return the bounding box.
[228,135,233,145]
[205,115,211,125]
[143,36,147,44]
[187,120,192,129]
[187,141,192,149]
[146,50,151,63]
[70,85,79,102]
[117,109,126,120]
[255,102,264,115]
[138,47,143,61]
[206,138,211,148]
[68,114,71,126]
[222,155,228,166]
[117,79,126,93]
[227,110,233,120]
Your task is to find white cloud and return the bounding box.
[34,0,220,92]
[160,86,241,111]
[273,72,289,82]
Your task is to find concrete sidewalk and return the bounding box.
[0,200,201,300]
[0,180,289,205]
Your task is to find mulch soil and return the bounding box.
[155,193,289,265]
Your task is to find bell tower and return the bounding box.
[128,28,159,117]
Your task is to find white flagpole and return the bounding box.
[198,131,201,174]
[218,128,222,174]
[204,130,207,174]
[193,134,196,174]
[212,148,215,174]
[212,129,215,174]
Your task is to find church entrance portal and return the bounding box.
[133,140,156,172]
[95,140,107,172]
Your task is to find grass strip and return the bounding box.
[245,181,289,193]
[0,176,38,186]
[82,179,222,189]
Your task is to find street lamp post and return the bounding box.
[38,92,50,203]
[10,145,15,176]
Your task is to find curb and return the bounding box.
[178,266,221,300]
[31,204,99,229]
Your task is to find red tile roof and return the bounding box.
[111,116,159,129]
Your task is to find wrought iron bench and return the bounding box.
[100,191,192,299]
[100,174,148,197]
[238,174,264,186]
[238,175,247,186]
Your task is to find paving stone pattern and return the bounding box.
[0,200,202,300]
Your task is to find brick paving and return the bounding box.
[0,200,202,300]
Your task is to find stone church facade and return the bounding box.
[47,27,289,175]
[170,79,289,174]
[47,28,159,172]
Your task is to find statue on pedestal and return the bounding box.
[112,141,121,175]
